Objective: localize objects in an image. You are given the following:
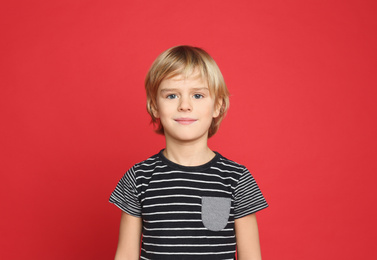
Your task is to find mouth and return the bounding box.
[174,118,197,125]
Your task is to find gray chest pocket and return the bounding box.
[201,196,231,231]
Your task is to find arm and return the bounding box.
[234,213,262,260]
[114,211,143,260]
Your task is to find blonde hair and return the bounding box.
[145,45,230,138]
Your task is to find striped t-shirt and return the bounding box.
[109,150,268,259]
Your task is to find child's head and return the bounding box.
[145,45,230,138]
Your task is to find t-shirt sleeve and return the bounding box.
[109,167,142,217]
[234,167,268,219]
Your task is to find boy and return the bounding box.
[110,45,268,260]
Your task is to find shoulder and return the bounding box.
[132,152,161,170]
[211,153,251,183]
[125,151,166,179]
[215,153,248,173]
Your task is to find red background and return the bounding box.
[1,0,376,259]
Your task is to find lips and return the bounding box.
[174,118,197,125]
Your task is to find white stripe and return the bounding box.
[145,219,202,223]
[140,178,232,188]
[143,227,208,231]
[141,170,238,182]
[143,235,234,239]
[143,227,233,231]
[210,166,243,176]
[141,194,201,203]
[143,202,201,208]
[217,160,244,170]
[142,235,235,239]
[142,186,231,195]
[141,248,235,255]
[135,165,168,175]
[142,211,201,216]
[145,219,235,224]
[143,242,236,247]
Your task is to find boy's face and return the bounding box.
[153,73,221,144]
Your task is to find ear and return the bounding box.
[152,105,160,119]
[213,99,223,118]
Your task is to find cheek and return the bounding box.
[155,101,173,118]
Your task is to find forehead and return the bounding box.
[159,71,209,90]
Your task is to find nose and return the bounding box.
[178,96,192,112]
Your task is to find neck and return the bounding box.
[163,138,215,167]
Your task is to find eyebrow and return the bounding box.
[160,87,210,93]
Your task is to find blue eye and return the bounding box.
[167,94,177,99]
[193,94,203,99]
